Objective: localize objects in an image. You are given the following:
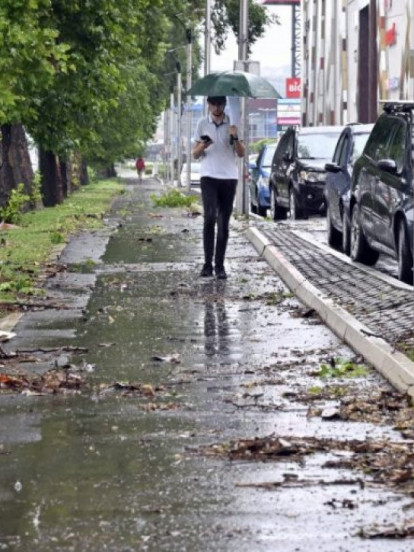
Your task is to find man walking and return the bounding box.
[192,96,245,279]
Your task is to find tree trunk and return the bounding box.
[39,149,64,207]
[105,164,117,178]
[0,124,16,208]
[0,124,37,211]
[80,159,89,186]
[10,125,34,197]
[60,159,69,198]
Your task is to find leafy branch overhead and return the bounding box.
[0,0,273,174]
[211,0,279,54]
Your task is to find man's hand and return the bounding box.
[192,140,211,160]
[229,125,238,139]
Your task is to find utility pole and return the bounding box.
[169,93,175,185]
[204,0,211,77]
[185,29,193,192]
[235,0,249,216]
[203,0,212,117]
[176,63,182,187]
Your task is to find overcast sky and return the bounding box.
[209,4,293,94]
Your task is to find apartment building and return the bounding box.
[302,0,414,125]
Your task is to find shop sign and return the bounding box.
[286,77,301,98]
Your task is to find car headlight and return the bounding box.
[299,171,326,183]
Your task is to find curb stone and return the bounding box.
[246,225,414,398]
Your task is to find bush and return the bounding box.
[250,138,277,154]
[151,188,198,208]
[0,183,30,224]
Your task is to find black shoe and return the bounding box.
[200,264,213,277]
[215,266,227,280]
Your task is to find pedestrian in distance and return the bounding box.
[192,96,245,280]
[135,156,146,183]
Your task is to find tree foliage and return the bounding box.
[0,0,272,190]
[0,0,68,123]
[211,0,278,54]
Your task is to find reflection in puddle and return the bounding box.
[204,297,230,358]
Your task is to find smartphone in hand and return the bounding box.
[201,135,213,144]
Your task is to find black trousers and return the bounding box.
[200,176,237,268]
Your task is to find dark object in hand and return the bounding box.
[201,135,213,144]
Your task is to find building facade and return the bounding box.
[302,0,414,126]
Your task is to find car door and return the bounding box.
[356,115,393,238]
[328,131,350,226]
[271,131,291,209]
[278,129,295,207]
[373,117,409,250]
[249,150,262,206]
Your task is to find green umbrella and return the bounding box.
[187,70,281,99]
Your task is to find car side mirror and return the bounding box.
[325,162,342,173]
[377,159,398,174]
[283,152,292,162]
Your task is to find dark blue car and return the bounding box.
[324,124,373,254]
[249,142,277,217]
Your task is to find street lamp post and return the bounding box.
[169,92,175,185]
[176,62,182,187]
[185,29,192,192]
[235,0,249,216]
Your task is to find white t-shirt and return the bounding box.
[195,113,239,180]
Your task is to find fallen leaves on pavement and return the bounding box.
[200,433,414,493]
[0,368,85,395]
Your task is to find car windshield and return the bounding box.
[351,133,371,164]
[297,132,342,160]
[262,145,276,167]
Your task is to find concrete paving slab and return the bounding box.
[247,224,414,397]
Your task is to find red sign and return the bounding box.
[277,117,301,125]
[286,77,301,98]
[385,23,396,46]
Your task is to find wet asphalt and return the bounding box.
[0,172,413,551]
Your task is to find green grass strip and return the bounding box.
[0,179,124,306]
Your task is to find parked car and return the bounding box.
[249,142,277,216]
[180,162,201,187]
[269,125,344,220]
[349,102,414,284]
[324,124,374,253]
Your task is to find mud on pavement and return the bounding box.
[0,172,414,552]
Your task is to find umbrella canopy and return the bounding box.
[187,71,281,99]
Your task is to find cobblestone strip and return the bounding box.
[260,227,414,344]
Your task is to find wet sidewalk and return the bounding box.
[0,173,413,551]
[248,221,414,397]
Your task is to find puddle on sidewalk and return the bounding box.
[0,179,412,552]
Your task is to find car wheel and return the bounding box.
[342,213,351,256]
[270,187,287,221]
[350,204,379,266]
[289,188,303,220]
[326,206,342,249]
[397,220,413,285]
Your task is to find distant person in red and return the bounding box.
[135,157,145,182]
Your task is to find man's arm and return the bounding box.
[229,125,246,158]
[192,140,211,160]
